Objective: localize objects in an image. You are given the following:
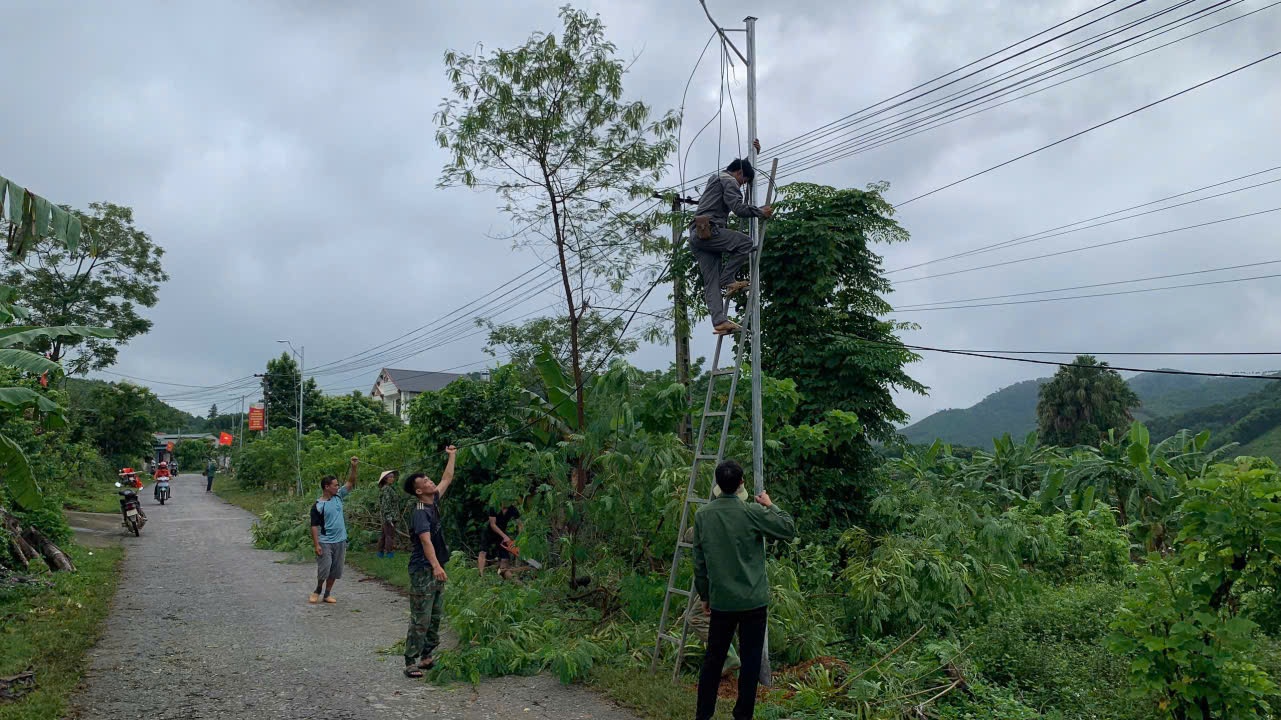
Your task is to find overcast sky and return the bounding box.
[4,0,1279,424]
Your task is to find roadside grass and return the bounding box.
[60,481,120,514]
[211,473,277,516]
[0,544,122,720]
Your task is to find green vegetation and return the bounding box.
[902,372,1267,450]
[1037,355,1140,447]
[0,544,123,720]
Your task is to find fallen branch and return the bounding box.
[0,670,36,702]
[848,626,925,685]
[1,506,74,572]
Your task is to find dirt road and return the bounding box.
[71,475,640,719]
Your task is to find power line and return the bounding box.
[774,0,1272,180]
[893,206,1281,285]
[888,165,1281,274]
[841,334,1281,380]
[893,269,1281,312]
[774,0,1216,171]
[896,49,1281,206]
[767,0,1131,156]
[895,258,1281,309]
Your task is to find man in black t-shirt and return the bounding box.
[478,504,522,579]
[400,446,457,679]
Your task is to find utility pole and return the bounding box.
[745,15,763,498]
[237,395,246,454]
[277,340,305,496]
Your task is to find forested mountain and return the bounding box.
[901,371,1265,448]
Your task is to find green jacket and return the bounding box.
[692,495,796,612]
[378,483,400,524]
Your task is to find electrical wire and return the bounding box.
[893,206,1281,285]
[895,258,1281,309]
[838,333,1281,380]
[888,165,1281,274]
[896,49,1281,206]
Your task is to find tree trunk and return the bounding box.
[0,506,75,573]
[1,510,38,570]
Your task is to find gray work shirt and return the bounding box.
[691,172,765,229]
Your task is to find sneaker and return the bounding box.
[723,280,750,298]
[308,593,320,604]
[713,320,742,335]
[324,596,337,604]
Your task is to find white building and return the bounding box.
[370,368,468,422]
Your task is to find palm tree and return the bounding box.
[1036,355,1140,447]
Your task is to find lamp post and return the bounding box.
[277,340,305,496]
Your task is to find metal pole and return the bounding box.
[296,346,305,496]
[237,395,245,453]
[744,14,773,688]
[745,15,763,497]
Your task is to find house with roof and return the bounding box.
[371,368,471,422]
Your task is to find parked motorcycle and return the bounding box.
[115,481,146,536]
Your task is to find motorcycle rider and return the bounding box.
[154,461,173,502]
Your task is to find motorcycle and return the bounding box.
[115,481,147,536]
[154,475,171,504]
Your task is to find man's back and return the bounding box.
[692,495,796,612]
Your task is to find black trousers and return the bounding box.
[696,605,767,720]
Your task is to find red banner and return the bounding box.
[219,432,234,446]
[248,404,266,432]
[166,441,174,452]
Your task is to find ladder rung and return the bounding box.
[712,368,736,376]
[695,454,719,461]
[686,495,709,505]
[658,633,681,645]
[703,411,727,417]
[666,587,691,597]
[677,541,694,549]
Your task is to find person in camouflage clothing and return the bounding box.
[377,470,400,558]
[681,482,749,677]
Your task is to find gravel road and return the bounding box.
[71,475,641,720]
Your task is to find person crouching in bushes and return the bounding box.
[478,501,522,579]
[376,470,400,558]
[402,446,457,679]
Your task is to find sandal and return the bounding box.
[403,666,424,679]
[418,657,435,670]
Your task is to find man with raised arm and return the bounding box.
[402,445,458,679]
[310,456,359,605]
[688,138,774,335]
[692,459,796,720]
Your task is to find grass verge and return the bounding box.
[211,474,277,516]
[0,544,123,720]
[60,481,121,515]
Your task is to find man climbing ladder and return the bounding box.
[688,138,774,335]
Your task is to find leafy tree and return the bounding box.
[175,438,212,470]
[742,182,924,529]
[307,391,401,438]
[70,381,157,469]
[480,311,637,383]
[208,403,218,420]
[1,202,168,374]
[435,5,678,492]
[1037,355,1139,447]
[262,352,321,433]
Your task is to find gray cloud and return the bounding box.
[4,0,1278,424]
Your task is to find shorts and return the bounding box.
[485,533,513,561]
[316,541,346,582]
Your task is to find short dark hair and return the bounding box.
[715,461,744,495]
[726,158,755,181]
[319,475,338,492]
[403,472,429,496]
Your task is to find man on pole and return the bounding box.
[688,138,773,335]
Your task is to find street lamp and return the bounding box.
[276,340,305,496]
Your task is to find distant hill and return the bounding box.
[1145,378,1281,458]
[901,372,1265,448]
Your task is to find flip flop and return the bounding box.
[418,657,435,670]
[404,667,424,679]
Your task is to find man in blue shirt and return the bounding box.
[309,456,359,604]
